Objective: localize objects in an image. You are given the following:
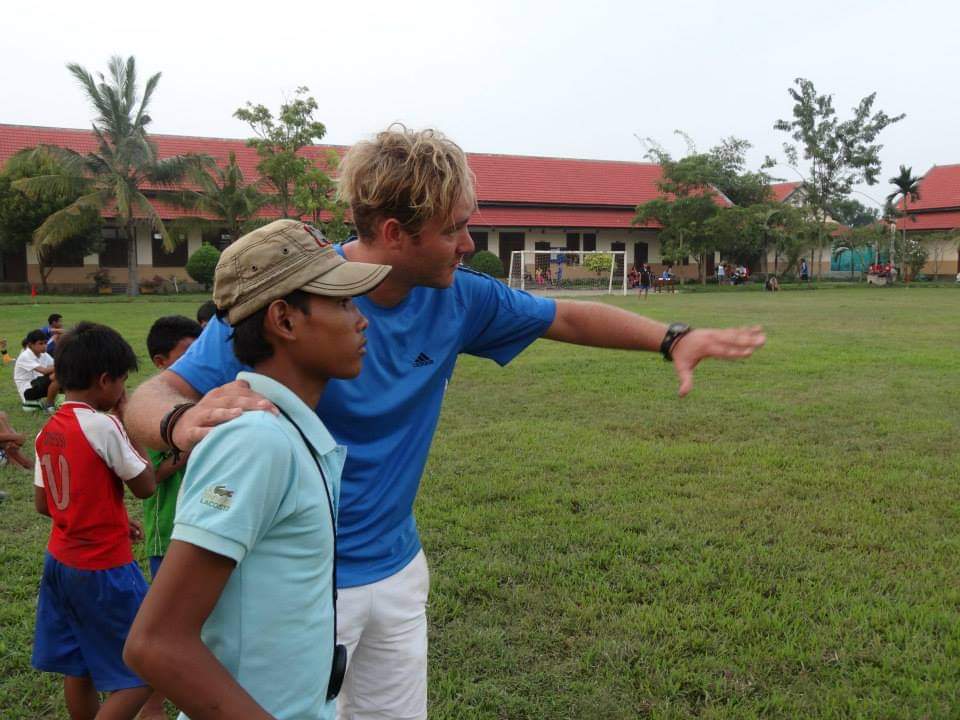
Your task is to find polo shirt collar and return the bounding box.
[236,371,336,455]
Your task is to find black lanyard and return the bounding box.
[275,405,347,701]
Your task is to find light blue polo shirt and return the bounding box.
[172,264,556,588]
[172,371,343,720]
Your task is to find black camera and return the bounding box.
[327,643,347,700]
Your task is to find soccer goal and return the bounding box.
[508,250,627,295]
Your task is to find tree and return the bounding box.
[707,137,774,207]
[185,243,220,290]
[172,152,267,248]
[771,78,904,279]
[895,234,929,283]
[635,153,721,284]
[234,87,328,218]
[0,153,102,289]
[293,150,352,242]
[886,164,922,272]
[12,56,199,295]
[829,198,881,228]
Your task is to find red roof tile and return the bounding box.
[895,210,960,231]
[770,181,801,203]
[896,164,960,211]
[472,206,658,229]
[0,123,722,228]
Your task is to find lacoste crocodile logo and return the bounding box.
[201,484,234,510]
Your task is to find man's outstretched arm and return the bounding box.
[544,300,765,397]
[125,371,273,452]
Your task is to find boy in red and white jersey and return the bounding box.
[32,322,157,720]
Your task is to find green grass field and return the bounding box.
[1,287,958,719]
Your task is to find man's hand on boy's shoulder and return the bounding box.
[172,379,277,454]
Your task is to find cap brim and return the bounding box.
[301,261,391,297]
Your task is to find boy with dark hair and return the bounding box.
[196,300,217,329]
[43,313,65,354]
[14,329,59,409]
[32,322,157,720]
[139,315,201,720]
[125,220,390,719]
[142,315,203,577]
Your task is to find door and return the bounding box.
[633,241,648,268]
[499,232,525,276]
[534,241,550,272]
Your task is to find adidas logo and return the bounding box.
[413,352,434,367]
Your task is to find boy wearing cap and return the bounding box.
[124,220,390,720]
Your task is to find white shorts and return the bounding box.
[336,550,430,720]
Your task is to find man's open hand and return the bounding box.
[671,326,766,397]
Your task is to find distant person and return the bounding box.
[137,315,203,720]
[32,322,156,720]
[125,220,391,720]
[41,313,64,355]
[799,258,810,283]
[196,300,218,329]
[638,264,652,298]
[14,330,58,409]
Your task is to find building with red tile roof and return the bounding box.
[2,123,732,288]
[892,164,960,276]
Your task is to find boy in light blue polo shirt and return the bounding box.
[124,220,390,720]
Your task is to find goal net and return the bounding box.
[508,250,627,295]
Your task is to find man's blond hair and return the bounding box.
[337,125,475,240]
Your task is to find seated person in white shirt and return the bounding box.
[14,330,59,408]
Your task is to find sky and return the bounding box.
[4,0,957,207]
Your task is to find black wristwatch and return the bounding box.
[660,323,692,361]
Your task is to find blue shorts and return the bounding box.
[32,553,148,691]
[148,555,163,580]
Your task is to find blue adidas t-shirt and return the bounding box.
[171,264,556,587]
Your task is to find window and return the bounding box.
[152,233,189,267]
[582,233,597,252]
[44,243,85,268]
[99,227,128,268]
[565,233,581,265]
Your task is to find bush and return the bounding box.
[186,243,221,290]
[468,250,504,278]
[583,253,613,276]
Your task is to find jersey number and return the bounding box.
[39,454,71,510]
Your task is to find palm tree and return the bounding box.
[886,165,922,278]
[172,152,267,249]
[12,56,199,295]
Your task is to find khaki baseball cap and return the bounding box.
[213,219,391,325]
